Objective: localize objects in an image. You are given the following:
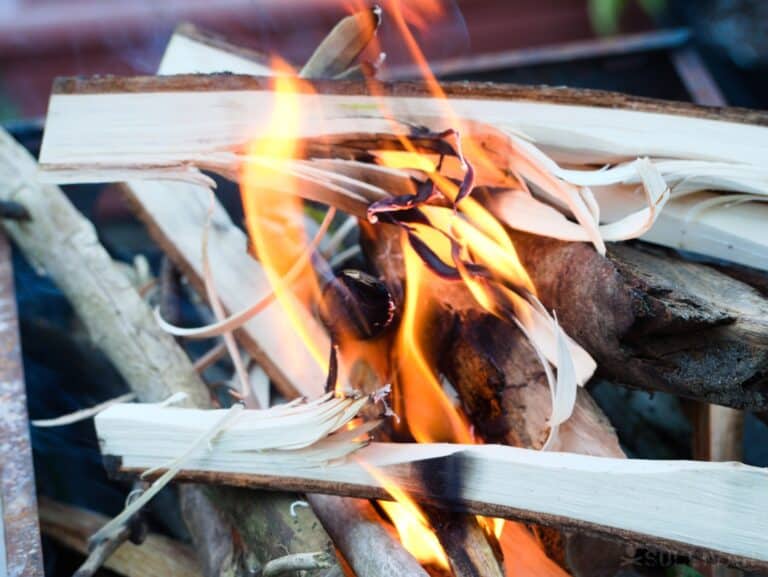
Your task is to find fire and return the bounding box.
[239,59,329,372]
[362,462,450,569]
[238,2,558,573]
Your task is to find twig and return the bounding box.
[73,525,131,577]
[193,341,228,373]
[259,552,334,577]
[31,393,137,427]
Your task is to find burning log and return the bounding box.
[36,73,768,408]
[504,231,768,410]
[94,401,768,573]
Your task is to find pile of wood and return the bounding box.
[3,7,768,577]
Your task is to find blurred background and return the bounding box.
[2,0,768,120]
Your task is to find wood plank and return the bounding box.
[0,231,44,577]
[95,404,768,572]
[38,70,768,271]
[40,74,768,171]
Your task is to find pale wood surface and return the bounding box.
[119,26,328,400]
[97,415,768,572]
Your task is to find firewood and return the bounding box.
[121,23,432,577]
[37,73,768,270]
[306,495,430,577]
[506,232,768,409]
[38,497,202,577]
[94,403,768,572]
[0,129,340,576]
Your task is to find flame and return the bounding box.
[342,0,530,566]
[361,461,450,569]
[238,2,552,572]
[239,59,328,372]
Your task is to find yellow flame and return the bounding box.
[361,461,449,569]
[239,60,328,371]
[397,234,475,445]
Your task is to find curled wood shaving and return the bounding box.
[155,206,336,340]
[31,393,137,427]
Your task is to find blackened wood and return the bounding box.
[506,232,768,409]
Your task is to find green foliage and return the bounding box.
[588,0,667,35]
[665,564,705,577]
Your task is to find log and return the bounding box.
[361,223,627,576]
[0,128,340,576]
[306,495,429,577]
[95,410,768,573]
[506,232,768,409]
[38,497,202,577]
[37,72,768,270]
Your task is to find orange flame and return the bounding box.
[361,461,450,569]
[239,59,329,372]
[238,3,552,571]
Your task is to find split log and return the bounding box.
[95,409,768,573]
[38,497,201,577]
[0,129,340,577]
[37,72,768,271]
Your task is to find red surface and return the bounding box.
[0,0,648,118]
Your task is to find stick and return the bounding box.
[73,525,132,577]
[306,495,429,577]
[259,551,333,576]
[38,497,201,577]
[300,6,381,78]
[97,424,768,572]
